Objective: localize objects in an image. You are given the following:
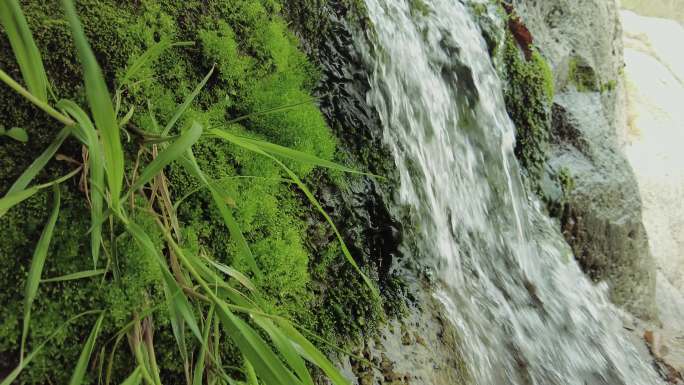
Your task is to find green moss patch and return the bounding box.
[567,57,599,92]
[0,0,379,383]
[500,32,555,187]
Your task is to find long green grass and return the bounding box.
[0,0,376,383]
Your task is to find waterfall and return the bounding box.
[354,0,663,383]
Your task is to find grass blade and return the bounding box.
[0,166,80,218]
[120,40,193,88]
[214,301,302,385]
[0,0,48,102]
[204,257,256,292]
[41,269,105,283]
[58,99,105,267]
[160,231,303,385]
[118,105,135,128]
[122,219,202,342]
[209,129,374,176]
[0,69,74,125]
[192,305,214,385]
[179,150,262,279]
[0,126,70,217]
[245,358,259,385]
[209,129,378,298]
[20,186,61,359]
[69,312,105,385]
[161,67,214,136]
[1,310,101,385]
[253,316,314,385]
[4,127,28,142]
[120,367,143,385]
[226,99,315,126]
[275,319,351,385]
[276,158,378,298]
[125,122,202,198]
[62,0,123,207]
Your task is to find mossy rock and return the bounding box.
[0,0,381,383]
[567,56,599,92]
[500,31,555,188]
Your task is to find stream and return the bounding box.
[355,0,664,383]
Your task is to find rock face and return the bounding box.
[285,2,472,384]
[288,0,661,384]
[330,290,469,385]
[513,0,657,320]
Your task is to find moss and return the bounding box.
[500,32,554,186]
[600,79,617,93]
[567,57,599,92]
[0,0,372,383]
[308,238,384,344]
[545,167,576,219]
[558,167,575,196]
[470,2,488,18]
[566,57,616,93]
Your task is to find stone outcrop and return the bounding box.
[512,0,657,320]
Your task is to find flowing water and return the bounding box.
[354,0,664,383]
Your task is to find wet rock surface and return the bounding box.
[332,289,470,385]
[287,0,673,383]
[547,92,656,319]
[285,1,472,384]
[512,0,658,320]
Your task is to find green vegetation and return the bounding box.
[500,31,555,187]
[545,166,576,218]
[567,57,599,92]
[567,57,617,94]
[0,0,383,384]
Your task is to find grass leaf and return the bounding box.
[204,257,257,292]
[161,66,214,136]
[253,316,314,385]
[0,165,77,218]
[125,121,203,198]
[58,99,105,267]
[42,269,105,283]
[179,150,263,279]
[214,300,302,385]
[122,219,202,343]
[160,231,304,385]
[20,186,61,359]
[0,0,48,102]
[1,310,102,385]
[208,128,376,177]
[69,312,105,385]
[210,129,379,298]
[192,305,214,385]
[275,319,351,385]
[120,40,193,88]
[0,126,71,217]
[245,359,259,385]
[5,127,28,142]
[119,367,143,385]
[0,69,74,125]
[62,0,124,207]
[118,105,135,128]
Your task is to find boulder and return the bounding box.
[513,0,657,319]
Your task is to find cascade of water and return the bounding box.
[355,0,663,383]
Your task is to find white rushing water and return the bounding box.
[355,0,664,384]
